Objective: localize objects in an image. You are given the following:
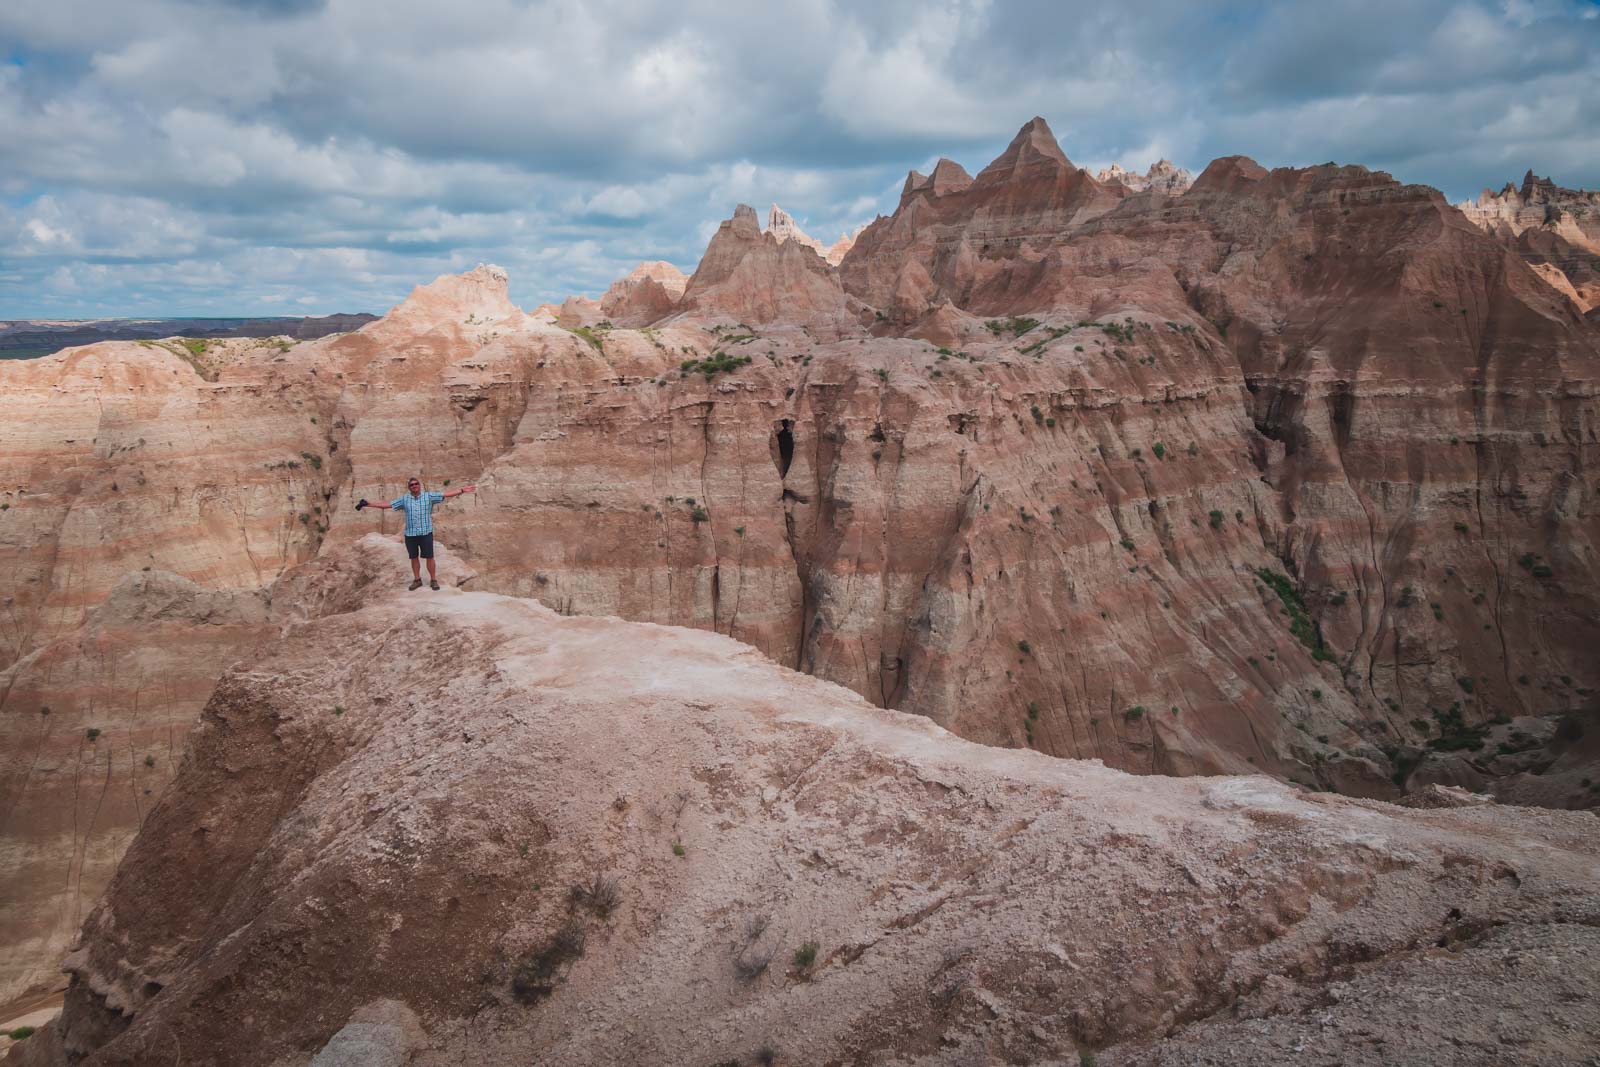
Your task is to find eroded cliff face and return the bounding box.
[3,125,1595,795]
[3,117,1599,1007]
[23,538,1600,1067]
[0,573,271,1005]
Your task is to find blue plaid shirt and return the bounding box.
[391,490,446,536]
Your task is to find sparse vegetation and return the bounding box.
[672,842,686,857]
[562,324,605,352]
[8,1027,36,1041]
[1209,509,1225,530]
[793,941,819,971]
[681,351,753,378]
[144,754,155,767]
[1256,568,1334,662]
[1124,706,1145,721]
[985,316,1040,337]
[733,914,776,981]
[570,872,621,918]
[86,727,100,741]
[1429,704,1489,752]
[1017,639,1032,655]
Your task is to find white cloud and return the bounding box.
[0,0,1596,317]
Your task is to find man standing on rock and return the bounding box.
[356,477,475,590]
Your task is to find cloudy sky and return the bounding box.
[2,0,1597,318]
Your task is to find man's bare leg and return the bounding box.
[426,556,439,589]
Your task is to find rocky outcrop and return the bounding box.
[598,261,687,327]
[676,204,853,326]
[839,117,1122,311]
[765,206,859,266]
[765,204,825,256]
[1095,160,1194,196]
[23,535,1600,1066]
[1459,171,1600,312]
[1460,171,1600,252]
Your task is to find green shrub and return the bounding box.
[691,505,710,524]
[1152,442,1166,460]
[8,1026,35,1041]
[1458,676,1475,694]
[1017,640,1032,655]
[793,941,819,970]
[86,727,101,741]
[1257,569,1330,660]
[1209,510,1224,529]
[1124,706,1145,721]
[672,842,686,857]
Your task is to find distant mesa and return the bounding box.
[0,312,377,361]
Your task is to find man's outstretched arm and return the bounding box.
[440,485,476,500]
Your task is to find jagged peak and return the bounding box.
[928,158,974,195]
[901,170,929,202]
[974,116,1072,185]
[1189,155,1269,194]
[1095,159,1194,195]
[767,204,826,255]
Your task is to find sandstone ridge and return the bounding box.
[14,537,1600,1067]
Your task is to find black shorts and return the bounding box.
[404,533,434,559]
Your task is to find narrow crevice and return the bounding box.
[772,420,795,480]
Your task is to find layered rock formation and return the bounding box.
[1458,171,1600,312]
[676,203,854,326]
[15,536,1599,1066]
[766,205,857,266]
[1095,160,1194,196]
[4,116,1599,1010]
[0,572,271,1007]
[597,261,687,327]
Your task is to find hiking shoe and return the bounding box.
[429,580,440,591]
[409,579,423,591]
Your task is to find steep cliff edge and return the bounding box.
[14,537,1599,1067]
